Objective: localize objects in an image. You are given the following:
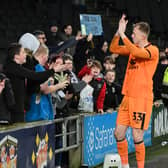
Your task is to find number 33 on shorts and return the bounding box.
[132,111,146,129]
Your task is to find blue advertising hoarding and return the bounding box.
[80,14,103,36]
[83,112,152,167]
[0,122,55,168]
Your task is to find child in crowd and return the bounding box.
[103,56,116,71]
[78,60,106,113]
[104,70,122,112]
[25,45,69,122]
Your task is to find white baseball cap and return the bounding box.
[19,33,40,54]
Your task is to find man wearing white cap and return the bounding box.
[4,41,65,122]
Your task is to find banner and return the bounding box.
[80,14,103,36]
[0,122,55,168]
[83,112,152,167]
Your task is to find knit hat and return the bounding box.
[18,33,40,54]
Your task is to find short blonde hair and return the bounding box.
[34,44,49,58]
[133,22,150,37]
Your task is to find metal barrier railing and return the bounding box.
[54,115,81,154]
[0,114,83,155]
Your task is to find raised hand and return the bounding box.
[76,31,85,41]
[118,14,128,36]
[87,33,93,42]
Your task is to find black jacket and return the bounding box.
[4,61,55,122]
[153,63,168,101]
[0,78,15,123]
[104,81,122,111]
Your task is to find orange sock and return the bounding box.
[135,141,145,168]
[117,139,129,166]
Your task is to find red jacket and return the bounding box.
[78,64,106,111]
[90,77,106,111]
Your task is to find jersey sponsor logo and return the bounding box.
[128,59,138,70]
[128,65,138,70]
[130,59,136,65]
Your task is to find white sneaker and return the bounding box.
[55,166,61,168]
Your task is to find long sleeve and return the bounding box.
[73,38,92,73]
[5,62,54,82]
[72,80,87,93]
[4,62,55,116]
[75,38,92,55]
[122,37,153,59]
[109,35,130,55]
[96,82,106,110]
[55,37,78,54]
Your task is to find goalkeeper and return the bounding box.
[109,14,159,168]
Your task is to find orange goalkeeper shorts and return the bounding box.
[116,96,153,130]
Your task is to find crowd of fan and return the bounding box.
[0,23,167,125]
[0,23,168,168]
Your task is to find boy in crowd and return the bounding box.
[104,70,122,112]
[103,56,116,71]
[78,60,106,113]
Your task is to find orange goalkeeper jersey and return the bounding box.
[110,35,159,100]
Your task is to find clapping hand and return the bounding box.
[118,14,128,37]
